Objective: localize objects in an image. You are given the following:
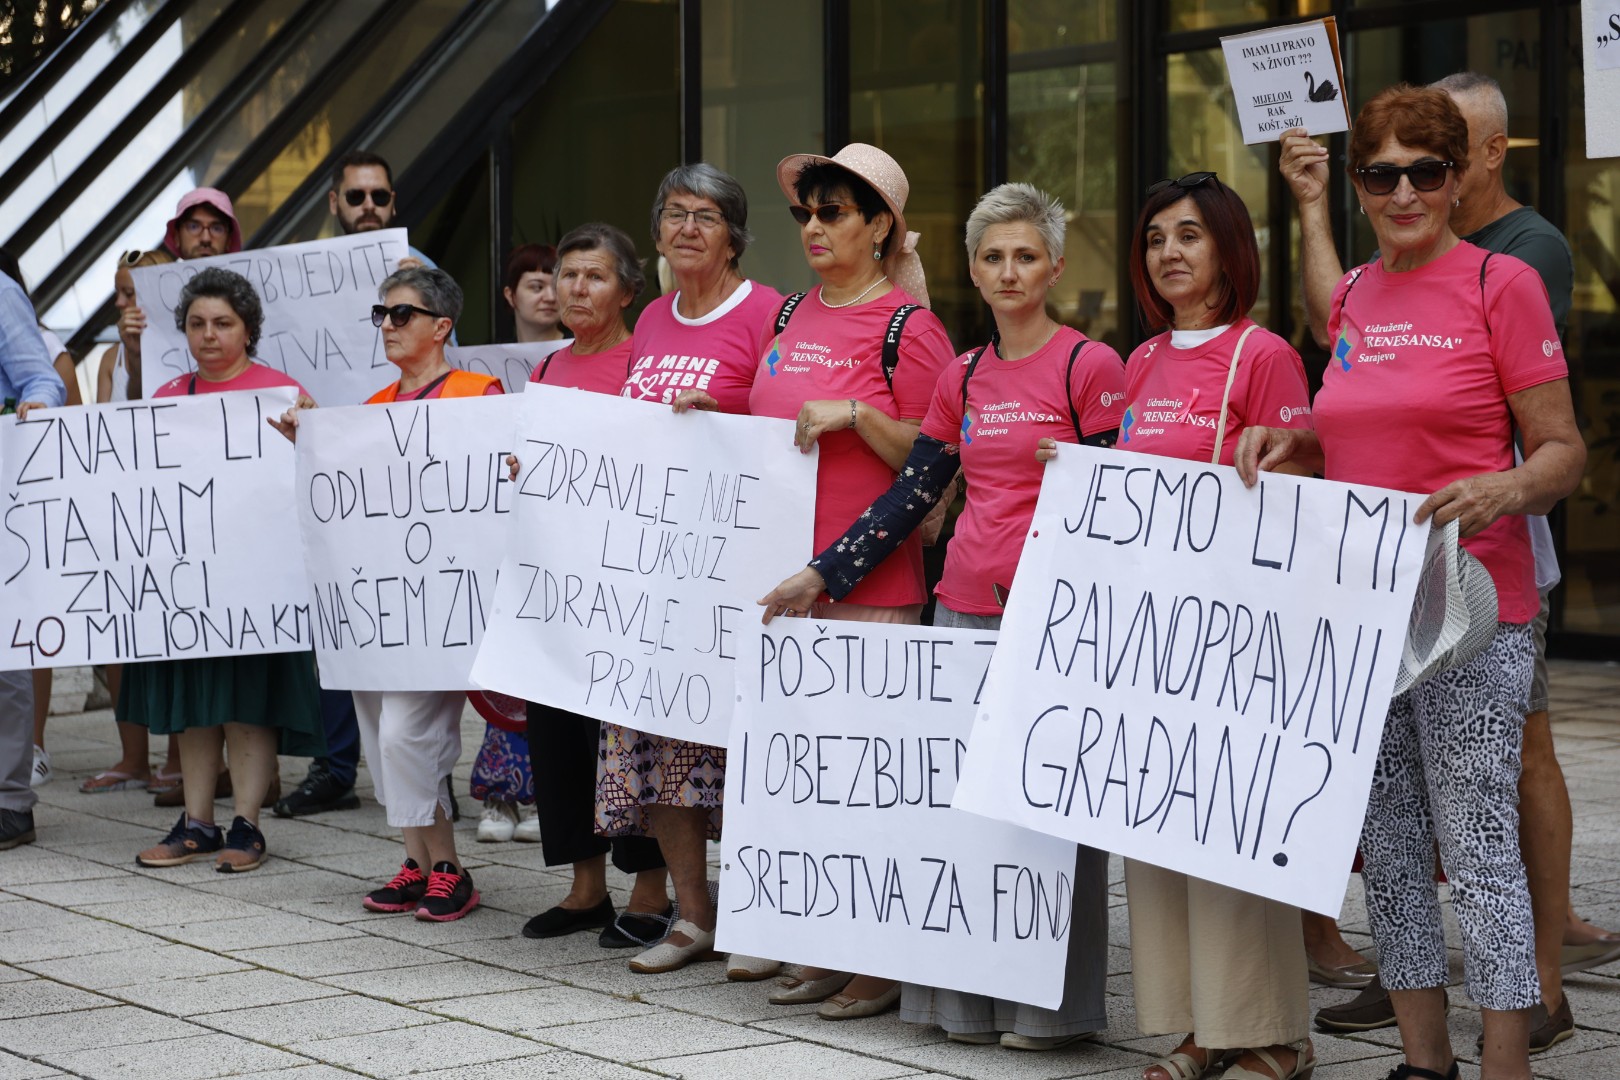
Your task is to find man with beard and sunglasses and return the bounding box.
[276,152,458,823]
[1280,72,1605,1057]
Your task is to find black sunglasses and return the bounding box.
[1146,171,1218,196]
[788,202,859,226]
[344,188,393,207]
[371,303,444,328]
[1353,161,1453,196]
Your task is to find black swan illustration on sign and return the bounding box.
[1305,70,1338,102]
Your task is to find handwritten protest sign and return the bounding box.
[952,447,1427,916]
[446,341,569,395]
[1221,18,1350,144]
[716,621,1089,1008]
[0,391,311,668]
[1585,2,1620,156]
[131,230,411,407]
[295,393,520,691]
[470,386,816,744]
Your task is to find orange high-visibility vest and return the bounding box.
[365,369,500,404]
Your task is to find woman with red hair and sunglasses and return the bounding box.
[1096,172,1317,1080]
[1238,85,1585,1080]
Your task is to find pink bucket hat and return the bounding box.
[775,143,929,309]
[163,187,244,256]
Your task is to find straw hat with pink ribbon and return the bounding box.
[775,143,929,310]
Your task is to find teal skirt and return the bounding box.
[119,652,327,758]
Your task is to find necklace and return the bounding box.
[819,275,888,309]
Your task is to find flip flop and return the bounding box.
[80,770,150,794]
[146,769,182,794]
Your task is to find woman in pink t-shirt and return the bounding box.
[1237,87,1585,1080]
[1109,176,1316,1080]
[741,144,956,1020]
[125,269,323,875]
[760,183,1122,1049]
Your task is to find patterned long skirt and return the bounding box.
[595,724,724,840]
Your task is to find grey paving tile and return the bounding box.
[535,1012,786,1061]
[423,985,659,1030]
[229,935,453,978]
[317,961,547,1002]
[879,1037,1152,1079]
[223,1068,371,1080]
[647,1040,922,1079]
[0,901,90,934]
[0,1051,65,1080]
[749,1011,947,1053]
[0,918,168,963]
[291,1020,542,1074]
[0,847,125,886]
[542,955,736,996]
[0,967,34,985]
[43,1032,313,1079]
[111,968,346,1016]
[18,942,249,990]
[354,906,527,946]
[0,980,120,1019]
[410,1051,673,1079]
[0,1004,205,1054]
[8,873,193,908]
[74,894,273,930]
[157,911,366,952]
[198,994,441,1044]
[641,980,823,1025]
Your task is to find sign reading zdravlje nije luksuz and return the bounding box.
[131,229,412,408]
[0,391,311,668]
[470,385,817,745]
[295,393,520,692]
[1220,18,1350,144]
[953,446,1428,917]
[716,621,1086,1008]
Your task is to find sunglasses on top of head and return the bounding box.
[788,203,860,226]
[1353,160,1454,196]
[371,303,444,328]
[1145,171,1217,196]
[344,188,393,207]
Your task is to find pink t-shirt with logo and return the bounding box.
[154,363,310,399]
[919,326,1125,614]
[1316,242,1568,624]
[527,340,635,396]
[622,281,782,413]
[1118,319,1312,466]
[748,287,956,607]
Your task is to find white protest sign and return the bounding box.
[716,621,1087,1008]
[1,391,312,668]
[470,386,816,744]
[1585,1,1620,157]
[132,229,411,407]
[1591,1,1620,73]
[1221,18,1350,144]
[446,341,569,395]
[953,446,1427,917]
[295,393,520,691]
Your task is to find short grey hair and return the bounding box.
[1430,72,1510,140]
[651,163,753,269]
[379,266,463,325]
[965,183,1067,262]
[558,223,645,301]
[175,267,265,354]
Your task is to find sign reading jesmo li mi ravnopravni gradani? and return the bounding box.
[470,385,816,745]
[1,390,311,668]
[294,392,520,691]
[1221,17,1350,144]
[132,229,412,409]
[716,621,1091,1009]
[952,446,1430,917]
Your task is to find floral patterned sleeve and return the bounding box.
[809,433,962,601]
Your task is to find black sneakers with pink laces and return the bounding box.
[363,858,427,913]
[416,861,479,922]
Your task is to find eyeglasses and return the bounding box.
[344,187,394,207]
[182,218,231,237]
[658,206,725,229]
[371,303,445,328]
[1146,171,1218,196]
[120,250,145,267]
[1353,161,1454,196]
[789,203,860,226]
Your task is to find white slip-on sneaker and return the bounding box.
[476,800,517,842]
[513,802,540,842]
[30,745,51,788]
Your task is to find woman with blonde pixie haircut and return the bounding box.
[761,182,1123,1047]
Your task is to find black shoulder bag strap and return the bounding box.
[957,333,996,421]
[774,291,808,335]
[1479,252,1495,342]
[1064,340,1093,443]
[881,304,922,395]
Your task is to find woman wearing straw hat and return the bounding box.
[731,143,957,1020]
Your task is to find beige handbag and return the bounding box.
[1210,323,1259,465]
